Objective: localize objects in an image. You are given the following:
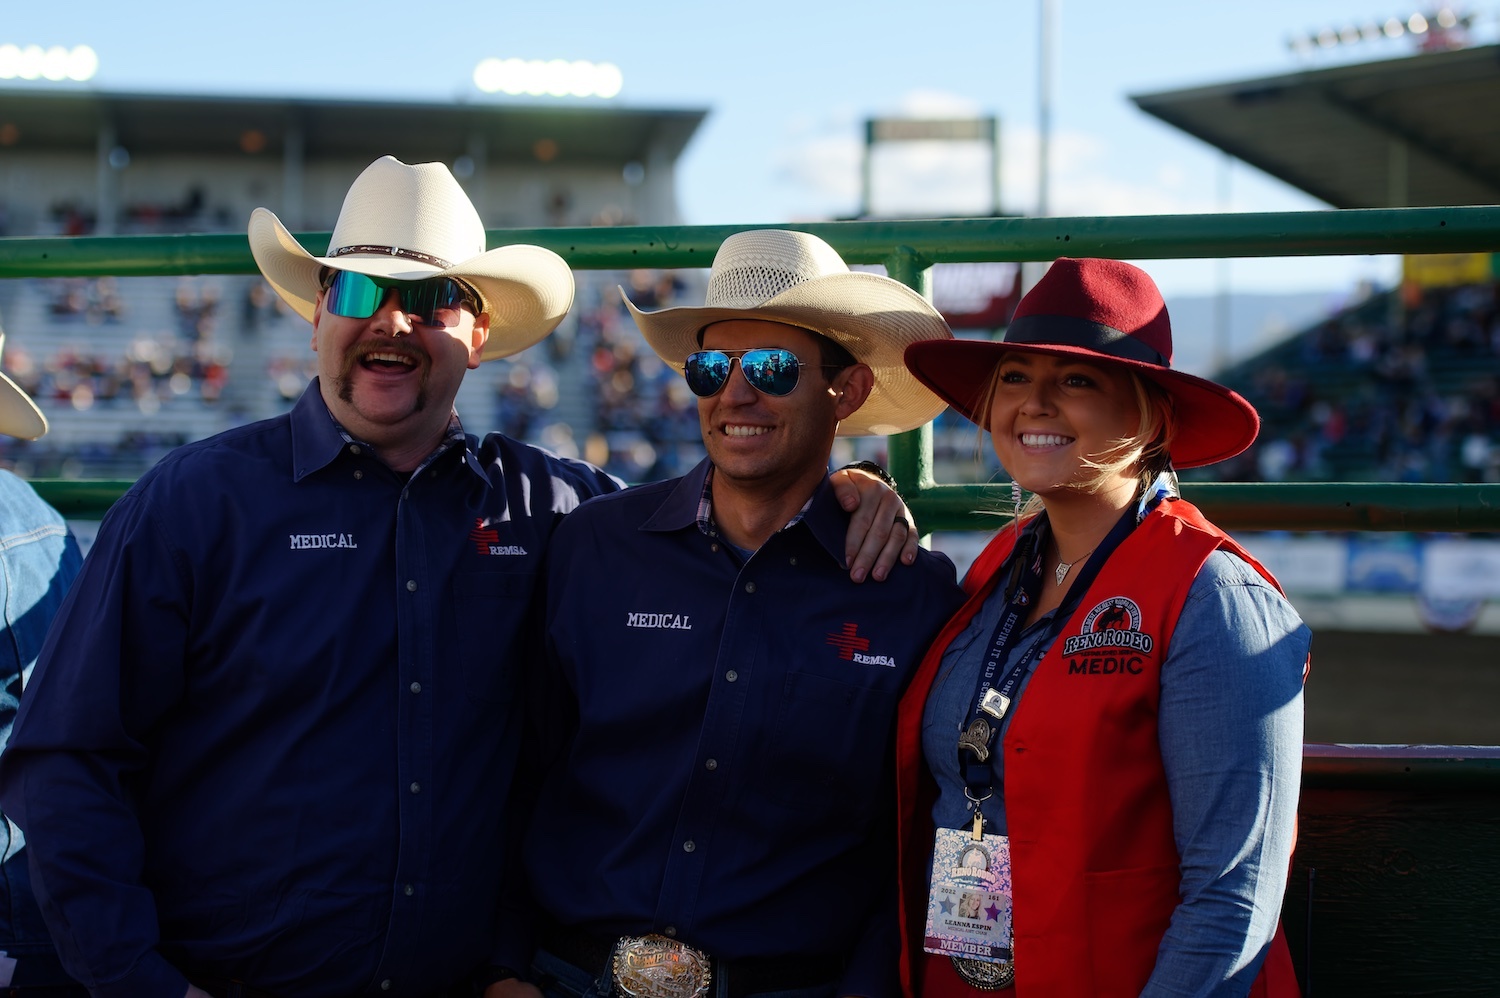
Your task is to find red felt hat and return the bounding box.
[903,257,1259,469]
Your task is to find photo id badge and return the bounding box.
[922,826,1013,965]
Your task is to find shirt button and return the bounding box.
[705,758,718,771]
[349,445,362,456]
[410,782,421,794]
[789,556,797,566]
[380,982,391,991]
[664,925,677,937]
[406,580,418,592]
[683,840,695,853]
[725,670,738,683]
[744,581,757,593]
[353,469,363,480]
[410,682,422,694]
[404,884,415,896]
[710,543,720,553]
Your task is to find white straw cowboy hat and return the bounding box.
[248,156,574,361]
[624,229,954,436]
[0,330,47,440]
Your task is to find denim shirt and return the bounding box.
[0,469,82,970]
[922,547,1308,998]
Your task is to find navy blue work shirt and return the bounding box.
[527,458,965,998]
[0,382,620,998]
[0,469,82,985]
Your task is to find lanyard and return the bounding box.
[956,503,1146,812]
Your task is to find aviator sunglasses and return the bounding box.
[683,348,843,398]
[321,270,480,329]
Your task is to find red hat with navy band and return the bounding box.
[902,257,1260,469]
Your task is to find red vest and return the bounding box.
[895,499,1300,998]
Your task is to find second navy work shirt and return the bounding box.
[527,458,964,998]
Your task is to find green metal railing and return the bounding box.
[6,204,1500,524]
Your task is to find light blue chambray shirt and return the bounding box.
[922,543,1309,998]
[0,468,83,964]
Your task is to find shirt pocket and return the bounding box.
[759,671,897,818]
[452,571,535,704]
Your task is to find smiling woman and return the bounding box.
[894,258,1311,998]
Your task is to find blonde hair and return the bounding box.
[971,358,1177,518]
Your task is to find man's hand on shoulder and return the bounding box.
[831,466,919,583]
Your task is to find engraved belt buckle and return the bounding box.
[612,934,712,998]
[951,955,1015,991]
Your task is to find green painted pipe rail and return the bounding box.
[902,481,1500,533]
[33,478,1500,529]
[2,204,1498,277]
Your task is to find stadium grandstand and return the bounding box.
[0,88,709,480]
[1129,40,1500,486]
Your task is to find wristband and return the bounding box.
[841,460,898,491]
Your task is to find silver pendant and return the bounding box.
[957,717,993,761]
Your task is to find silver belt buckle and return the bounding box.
[612,934,712,998]
[951,955,1014,991]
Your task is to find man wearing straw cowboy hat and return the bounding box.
[524,230,967,998]
[0,327,86,996]
[1,164,917,998]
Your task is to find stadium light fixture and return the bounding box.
[472,58,622,99]
[1287,8,1472,54]
[0,44,97,81]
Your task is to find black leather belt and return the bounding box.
[190,979,284,998]
[537,927,843,998]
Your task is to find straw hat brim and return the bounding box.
[0,370,46,440]
[625,272,953,436]
[248,207,574,361]
[903,338,1259,468]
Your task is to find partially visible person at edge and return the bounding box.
[894,258,1310,998]
[519,230,967,998]
[0,327,86,997]
[0,158,915,998]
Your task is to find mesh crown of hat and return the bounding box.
[705,231,849,309]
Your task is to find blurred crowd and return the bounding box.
[1213,280,1500,483]
[7,271,1496,487]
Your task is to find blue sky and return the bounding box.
[5,1,1494,296]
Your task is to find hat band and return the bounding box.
[1005,314,1168,367]
[330,244,455,269]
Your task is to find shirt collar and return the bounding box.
[289,378,476,483]
[642,457,848,567]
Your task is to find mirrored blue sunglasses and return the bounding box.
[682,348,841,398]
[322,270,480,329]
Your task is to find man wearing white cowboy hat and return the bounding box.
[0,327,87,996]
[1,164,919,998]
[523,230,967,998]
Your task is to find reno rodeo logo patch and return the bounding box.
[1061,596,1154,657]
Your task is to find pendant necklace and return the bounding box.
[1055,550,1093,586]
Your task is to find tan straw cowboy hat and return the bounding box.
[0,330,47,440]
[248,156,574,361]
[624,229,954,436]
